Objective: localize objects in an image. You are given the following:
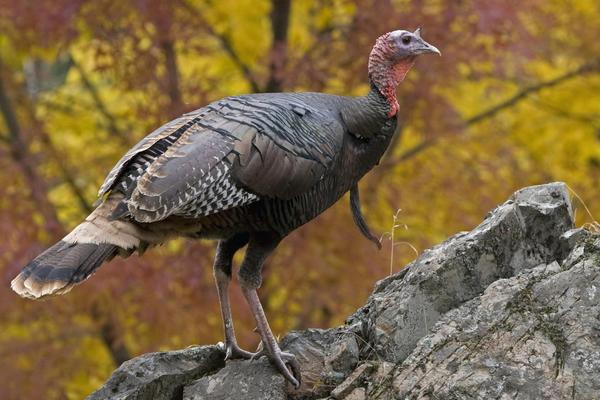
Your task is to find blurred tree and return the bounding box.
[0,0,599,398]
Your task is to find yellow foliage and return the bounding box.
[1,1,599,398]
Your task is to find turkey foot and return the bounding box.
[219,339,256,360]
[242,286,302,387]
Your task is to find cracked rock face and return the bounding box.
[89,182,600,400]
[346,182,574,365]
[372,232,600,399]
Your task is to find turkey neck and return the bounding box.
[340,83,396,139]
[336,83,399,189]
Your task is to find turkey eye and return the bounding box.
[402,36,411,45]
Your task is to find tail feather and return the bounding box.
[11,240,119,299]
[11,196,163,299]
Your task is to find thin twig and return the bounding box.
[465,59,600,125]
[383,209,418,276]
[566,183,599,226]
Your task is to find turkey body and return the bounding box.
[13,76,396,390]
[12,85,395,300]
[11,27,440,388]
[106,87,396,245]
[10,87,395,388]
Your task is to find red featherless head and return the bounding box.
[368,28,440,117]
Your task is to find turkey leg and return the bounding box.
[213,233,255,360]
[238,233,301,388]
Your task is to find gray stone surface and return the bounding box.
[183,358,286,400]
[370,232,600,399]
[281,328,360,397]
[87,345,224,400]
[347,182,573,364]
[330,362,374,399]
[91,182,600,400]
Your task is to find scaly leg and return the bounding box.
[213,233,255,360]
[238,233,301,388]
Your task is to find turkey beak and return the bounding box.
[414,38,441,56]
[412,28,441,56]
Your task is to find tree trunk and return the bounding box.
[92,302,132,365]
[264,0,291,93]
[0,67,64,239]
[161,40,183,117]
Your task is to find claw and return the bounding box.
[221,341,256,361]
[270,351,301,388]
[281,352,301,386]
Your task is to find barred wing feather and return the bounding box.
[99,93,345,223]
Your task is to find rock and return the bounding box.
[183,358,286,400]
[558,227,587,260]
[330,362,375,399]
[87,345,224,400]
[347,182,573,364]
[378,232,600,399]
[323,333,359,374]
[91,183,600,400]
[343,387,366,400]
[281,328,360,398]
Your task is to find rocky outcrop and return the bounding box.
[88,182,600,400]
[88,345,224,400]
[389,240,600,399]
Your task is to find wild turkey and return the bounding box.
[11,28,439,386]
